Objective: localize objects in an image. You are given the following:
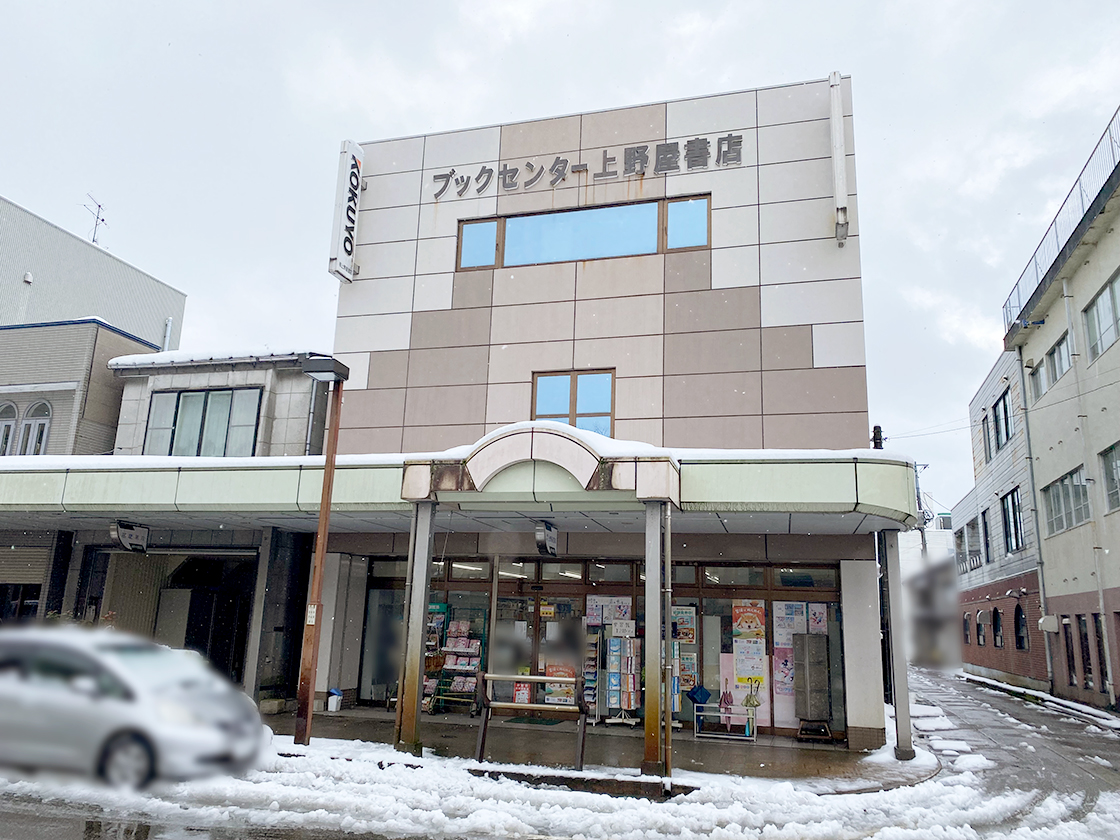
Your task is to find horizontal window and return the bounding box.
[703,566,765,587]
[144,389,261,457]
[541,562,583,582]
[1043,466,1091,535]
[775,567,838,589]
[588,562,631,583]
[458,196,709,270]
[498,559,537,581]
[450,560,490,581]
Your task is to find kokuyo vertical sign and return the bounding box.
[328,140,364,283]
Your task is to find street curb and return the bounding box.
[960,674,1120,728]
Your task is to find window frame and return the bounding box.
[1014,604,1029,651]
[0,403,16,456]
[1001,488,1024,553]
[1101,442,1120,512]
[1042,466,1091,536]
[1084,269,1119,363]
[962,615,970,645]
[456,195,712,271]
[1045,333,1071,387]
[142,388,263,458]
[992,389,1013,451]
[531,370,615,436]
[17,401,52,456]
[981,414,992,462]
[976,612,986,646]
[992,608,1004,648]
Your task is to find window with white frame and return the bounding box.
[993,389,1013,450]
[143,389,262,457]
[981,414,992,462]
[1102,443,1120,512]
[1042,466,1091,536]
[1001,487,1024,553]
[1029,365,1045,403]
[0,404,16,456]
[1084,270,1119,362]
[1046,333,1071,386]
[17,402,51,455]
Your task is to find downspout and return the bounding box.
[162,317,173,351]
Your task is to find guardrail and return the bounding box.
[474,673,589,770]
[1003,105,1120,332]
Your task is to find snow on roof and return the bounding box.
[108,348,330,369]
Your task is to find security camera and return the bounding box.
[1005,590,1014,598]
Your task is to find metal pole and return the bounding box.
[662,504,673,776]
[392,506,421,744]
[884,531,915,760]
[398,501,436,753]
[294,378,344,746]
[641,500,663,776]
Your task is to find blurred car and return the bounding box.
[0,625,265,788]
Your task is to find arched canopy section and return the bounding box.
[465,424,600,491]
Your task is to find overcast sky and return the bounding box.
[3,1,1119,511]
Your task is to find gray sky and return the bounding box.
[3,1,1119,512]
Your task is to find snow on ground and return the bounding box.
[913,716,957,732]
[957,671,1120,731]
[928,739,973,753]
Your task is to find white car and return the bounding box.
[0,625,265,788]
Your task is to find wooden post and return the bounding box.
[641,500,664,776]
[397,501,436,754]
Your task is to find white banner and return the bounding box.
[328,140,364,283]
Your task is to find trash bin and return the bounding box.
[327,688,342,712]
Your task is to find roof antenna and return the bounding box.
[82,194,108,244]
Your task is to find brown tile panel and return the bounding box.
[404,384,487,427]
[665,287,760,333]
[342,388,406,428]
[614,376,663,419]
[761,367,868,415]
[367,350,410,390]
[664,415,763,448]
[761,326,814,371]
[491,301,576,344]
[575,254,664,300]
[492,263,576,306]
[488,341,574,384]
[580,103,666,149]
[410,308,491,349]
[665,250,712,293]
[452,270,493,309]
[574,335,663,379]
[574,295,663,339]
[337,426,404,455]
[673,534,766,560]
[613,418,662,446]
[761,411,869,449]
[401,424,486,453]
[767,534,875,560]
[664,372,762,417]
[664,329,761,375]
[500,115,582,160]
[406,346,490,388]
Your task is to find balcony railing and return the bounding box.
[1003,105,1120,332]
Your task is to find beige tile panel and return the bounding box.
[665,249,711,293]
[664,287,760,333]
[581,103,666,149]
[758,155,857,204]
[760,236,861,285]
[666,90,757,136]
[761,326,814,370]
[335,313,411,353]
[367,350,410,390]
[404,384,486,427]
[337,276,414,317]
[711,245,760,289]
[413,273,453,311]
[576,253,663,300]
[361,137,425,176]
[402,424,486,453]
[664,415,763,448]
[757,79,833,126]
[491,300,575,344]
[492,263,576,306]
[410,307,492,349]
[759,195,859,244]
[333,352,370,390]
[485,382,532,424]
[406,345,490,388]
[337,426,403,455]
[813,322,866,368]
[664,371,762,417]
[422,126,501,170]
[352,241,416,280]
[342,388,407,428]
[614,418,663,446]
[488,340,574,384]
[497,184,580,216]
[364,170,423,210]
[575,294,663,339]
[712,205,759,249]
[420,160,499,205]
[615,376,663,420]
[577,171,666,206]
[664,328,760,375]
[417,195,497,240]
[762,367,868,415]
[501,115,582,160]
[574,335,664,378]
[760,278,864,327]
[666,163,758,207]
[757,116,855,165]
[762,411,869,449]
[355,205,420,246]
[452,270,493,309]
[415,236,458,276]
[665,129,759,169]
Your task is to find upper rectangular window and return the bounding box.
[981,414,992,462]
[1102,443,1120,512]
[458,196,709,271]
[143,389,261,457]
[533,370,613,436]
[1046,333,1071,386]
[1042,466,1091,535]
[992,389,1013,451]
[1001,487,1024,553]
[1084,271,1119,362]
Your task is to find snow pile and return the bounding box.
[959,672,1120,731]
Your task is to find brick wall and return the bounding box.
[959,570,1048,685]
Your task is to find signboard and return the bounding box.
[535,521,557,557]
[328,140,365,283]
[110,521,149,553]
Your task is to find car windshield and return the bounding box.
[97,643,214,690]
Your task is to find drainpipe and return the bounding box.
[162,317,173,351]
[1015,345,1055,688]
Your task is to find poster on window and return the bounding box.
[732,599,766,639]
[720,651,770,727]
[808,603,828,634]
[588,595,632,623]
[671,606,696,644]
[513,682,532,704]
[773,601,807,647]
[680,652,698,690]
[544,662,576,705]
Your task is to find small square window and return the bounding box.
[667,197,709,249]
[535,375,571,417]
[460,220,498,269]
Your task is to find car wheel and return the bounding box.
[99,733,155,789]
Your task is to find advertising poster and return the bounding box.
[680,652,698,690]
[671,606,697,644]
[587,595,632,623]
[545,662,575,705]
[732,599,766,638]
[772,647,799,727]
[513,682,532,704]
[773,601,807,647]
[613,619,636,638]
[808,603,828,634]
[719,651,770,727]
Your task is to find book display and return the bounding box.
[605,634,641,725]
[421,605,447,713]
[431,615,487,715]
[582,630,600,716]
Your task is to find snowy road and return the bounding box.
[2,669,1119,840]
